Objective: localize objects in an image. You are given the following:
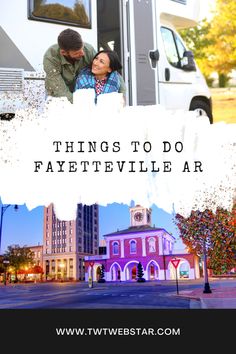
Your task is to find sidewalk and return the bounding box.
[178,285,236,309]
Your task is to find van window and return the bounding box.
[28,0,91,28]
[175,34,186,59]
[161,27,186,69]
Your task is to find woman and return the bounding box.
[75,50,126,103]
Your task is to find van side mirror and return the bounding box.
[181,50,196,71]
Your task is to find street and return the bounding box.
[1,278,236,346]
[1,278,234,309]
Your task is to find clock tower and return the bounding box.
[130,205,152,227]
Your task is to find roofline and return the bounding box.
[104,228,175,239]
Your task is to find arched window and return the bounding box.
[130,240,137,254]
[112,241,119,255]
[148,237,156,252]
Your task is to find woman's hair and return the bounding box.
[93,50,122,72]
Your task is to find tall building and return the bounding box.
[43,203,99,281]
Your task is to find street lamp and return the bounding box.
[203,239,212,293]
[0,204,18,251]
[162,236,166,280]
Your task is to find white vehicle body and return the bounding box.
[0,0,212,121]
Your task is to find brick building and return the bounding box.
[85,205,200,282]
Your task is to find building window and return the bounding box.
[165,239,169,252]
[163,238,167,251]
[130,240,137,254]
[148,237,156,253]
[112,241,119,255]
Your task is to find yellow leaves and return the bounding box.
[196,0,236,76]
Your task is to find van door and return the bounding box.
[97,0,159,107]
[125,0,159,106]
[97,1,123,82]
[157,25,199,111]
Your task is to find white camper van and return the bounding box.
[0,0,213,122]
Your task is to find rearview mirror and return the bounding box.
[181,51,196,71]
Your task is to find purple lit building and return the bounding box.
[85,205,200,282]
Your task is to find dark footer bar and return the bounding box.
[0,309,235,345]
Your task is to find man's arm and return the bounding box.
[43,55,73,103]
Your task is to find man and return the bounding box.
[43,28,96,103]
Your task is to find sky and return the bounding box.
[0,0,217,254]
[0,201,181,254]
[199,0,216,20]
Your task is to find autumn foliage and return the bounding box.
[179,0,236,86]
[175,205,236,274]
[33,0,90,26]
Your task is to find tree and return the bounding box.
[175,206,236,275]
[0,256,4,274]
[4,245,34,282]
[34,0,45,10]
[206,0,236,84]
[97,264,106,283]
[179,19,212,61]
[137,262,146,282]
[179,19,214,83]
[74,0,89,26]
[33,2,89,26]
[179,0,236,87]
